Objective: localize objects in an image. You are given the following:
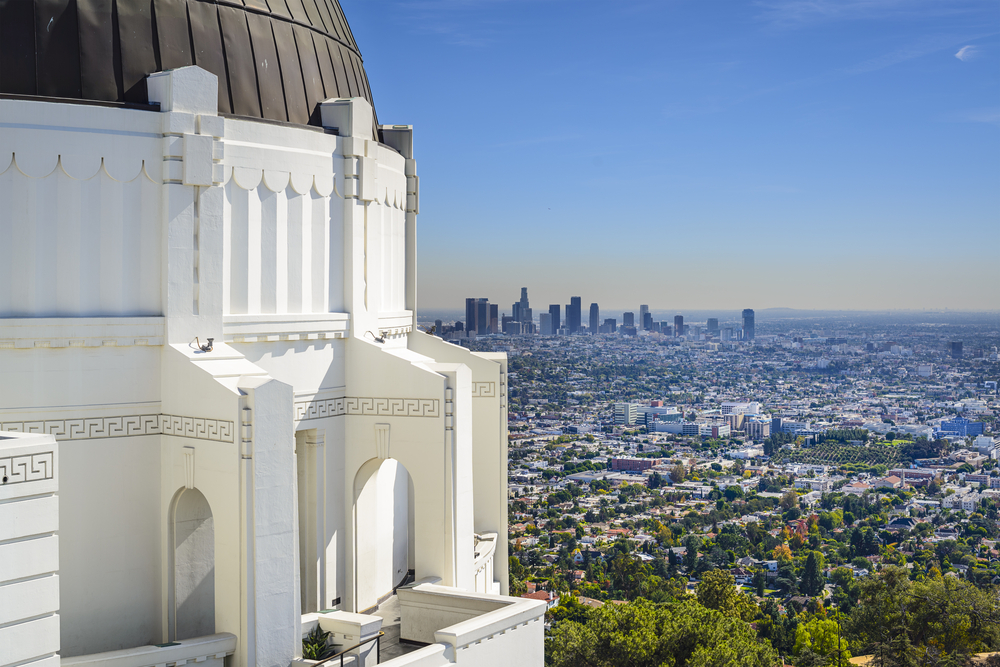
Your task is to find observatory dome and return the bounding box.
[0,0,376,127]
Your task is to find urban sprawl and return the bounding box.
[422,290,1000,665]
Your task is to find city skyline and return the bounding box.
[350,1,999,311]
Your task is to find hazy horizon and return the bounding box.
[349,0,999,311]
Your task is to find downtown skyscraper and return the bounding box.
[742,308,755,341]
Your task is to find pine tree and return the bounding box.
[801,551,825,597]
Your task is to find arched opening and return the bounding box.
[353,458,413,613]
[169,488,215,640]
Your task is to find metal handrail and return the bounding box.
[312,631,384,667]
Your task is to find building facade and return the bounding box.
[0,3,542,666]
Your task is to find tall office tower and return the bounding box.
[465,298,478,334]
[513,287,530,323]
[590,303,600,333]
[639,305,649,330]
[476,298,490,335]
[489,304,499,334]
[568,296,582,333]
[742,308,755,341]
[707,318,719,334]
[674,315,684,337]
[721,328,733,341]
[434,319,443,334]
[603,318,617,333]
[642,312,653,331]
[548,305,561,335]
[623,312,635,327]
[455,320,464,332]
[950,341,964,359]
[539,312,552,336]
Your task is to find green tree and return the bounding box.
[609,552,649,600]
[801,551,826,597]
[696,569,758,622]
[546,598,779,667]
[907,575,1000,662]
[794,618,851,666]
[780,490,799,510]
[847,566,919,666]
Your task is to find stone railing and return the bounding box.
[385,580,545,667]
[472,533,499,595]
[61,633,236,667]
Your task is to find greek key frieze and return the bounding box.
[295,396,440,420]
[471,382,496,398]
[0,414,234,443]
[0,451,54,484]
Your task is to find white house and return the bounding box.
[0,3,543,667]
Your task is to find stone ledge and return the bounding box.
[0,317,164,349]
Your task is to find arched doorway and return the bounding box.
[353,458,413,612]
[169,488,215,640]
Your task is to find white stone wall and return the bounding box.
[0,66,527,667]
[0,431,59,667]
[0,100,162,318]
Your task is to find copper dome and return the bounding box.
[0,0,377,128]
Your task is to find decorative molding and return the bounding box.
[0,317,165,349]
[183,446,195,489]
[160,415,234,442]
[0,414,234,443]
[471,382,496,398]
[0,451,54,485]
[223,313,350,344]
[374,424,390,460]
[294,397,440,421]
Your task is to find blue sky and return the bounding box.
[347,0,999,312]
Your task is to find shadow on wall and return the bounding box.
[172,487,215,640]
[354,458,414,613]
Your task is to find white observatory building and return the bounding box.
[0,1,544,666]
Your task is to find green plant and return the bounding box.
[302,625,334,661]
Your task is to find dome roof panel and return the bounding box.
[0,0,376,133]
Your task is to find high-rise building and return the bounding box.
[623,312,635,328]
[465,298,478,334]
[512,287,531,326]
[590,303,600,333]
[639,305,649,330]
[539,312,552,336]
[614,403,638,425]
[674,315,684,337]
[489,303,499,334]
[950,341,964,359]
[548,305,561,335]
[434,319,443,335]
[707,318,719,334]
[603,318,617,333]
[642,312,653,331]
[742,309,755,341]
[477,298,490,335]
[568,297,582,333]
